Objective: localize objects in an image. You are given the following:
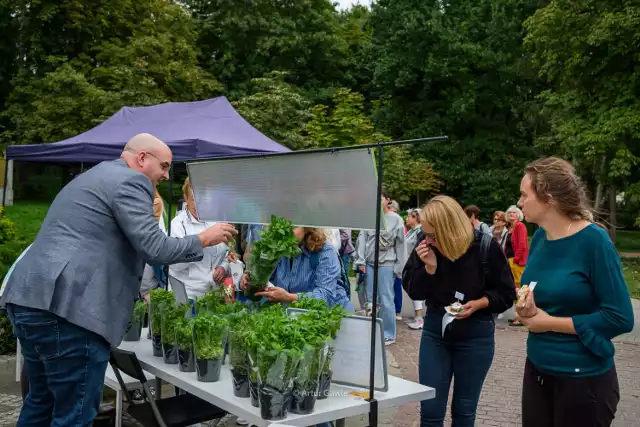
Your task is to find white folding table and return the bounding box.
[118,330,435,427]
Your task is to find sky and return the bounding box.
[335,0,372,10]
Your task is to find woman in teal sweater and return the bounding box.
[515,157,634,427]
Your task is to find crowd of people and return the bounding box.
[0,132,636,427]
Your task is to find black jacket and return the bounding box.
[402,230,516,314]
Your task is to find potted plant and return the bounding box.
[161,303,188,365]
[290,339,329,414]
[229,317,251,397]
[257,343,302,421]
[244,216,301,300]
[123,300,147,342]
[317,305,345,400]
[176,317,195,372]
[149,288,174,357]
[193,314,228,382]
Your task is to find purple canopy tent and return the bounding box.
[2,97,289,208]
[5,96,289,163]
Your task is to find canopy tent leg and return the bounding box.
[1,157,8,207]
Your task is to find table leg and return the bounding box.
[15,339,21,383]
[336,418,346,427]
[154,377,162,400]
[116,390,122,427]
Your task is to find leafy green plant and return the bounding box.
[176,317,194,351]
[161,303,189,345]
[245,216,301,298]
[0,207,17,244]
[193,314,228,360]
[149,288,174,336]
[132,300,147,321]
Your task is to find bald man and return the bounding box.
[0,133,236,426]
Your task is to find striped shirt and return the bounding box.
[272,243,352,309]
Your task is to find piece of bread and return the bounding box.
[516,285,530,308]
[450,301,464,313]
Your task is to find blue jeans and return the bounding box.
[419,308,495,427]
[365,265,396,341]
[7,304,110,427]
[394,277,403,314]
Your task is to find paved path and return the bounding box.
[1,313,638,427]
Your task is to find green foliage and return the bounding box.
[193,314,228,360]
[245,216,301,298]
[0,208,17,243]
[149,288,174,336]
[233,71,313,150]
[622,257,640,300]
[183,0,349,93]
[524,0,640,221]
[369,0,541,213]
[305,88,440,201]
[131,301,147,325]
[161,303,189,345]
[0,311,15,355]
[176,317,194,352]
[1,0,221,147]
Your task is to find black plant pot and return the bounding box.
[123,321,142,342]
[317,370,332,400]
[231,371,250,398]
[178,348,195,373]
[258,385,293,421]
[152,334,163,357]
[162,343,178,364]
[290,381,318,415]
[196,358,222,382]
[249,379,259,408]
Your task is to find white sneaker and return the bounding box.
[236,418,249,426]
[497,313,504,320]
[384,339,396,346]
[408,318,423,330]
[395,315,402,321]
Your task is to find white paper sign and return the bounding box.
[455,291,464,301]
[529,282,538,291]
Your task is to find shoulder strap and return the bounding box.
[480,232,492,279]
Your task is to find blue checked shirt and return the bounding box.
[272,243,352,309]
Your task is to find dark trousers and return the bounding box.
[522,358,620,427]
[419,308,495,427]
[8,304,110,427]
[394,277,403,314]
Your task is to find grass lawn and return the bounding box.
[3,201,50,240]
[622,257,640,300]
[615,230,640,254]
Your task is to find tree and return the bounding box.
[369,0,543,215]
[233,71,313,151]
[0,0,18,115]
[524,0,640,233]
[305,88,440,201]
[183,0,349,95]
[1,0,221,147]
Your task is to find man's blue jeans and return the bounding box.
[7,304,110,427]
[365,265,396,341]
[419,307,495,427]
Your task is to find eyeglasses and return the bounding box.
[126,147,171,171]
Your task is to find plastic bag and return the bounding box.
[257,347,301,420]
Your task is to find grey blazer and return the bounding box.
[0,159,204,346]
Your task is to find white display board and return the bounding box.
[287,309,389,392]
[186,149,378,230]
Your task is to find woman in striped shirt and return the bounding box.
[251,227,353,309]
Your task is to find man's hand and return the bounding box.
[199,223,237,248]
[240,273,249,291]
[255,286,298,303]
[213,267,226,283]
[359,265,366,273]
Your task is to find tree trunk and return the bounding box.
[609,185,617,243]
[594,156,607,210]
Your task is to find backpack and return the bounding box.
[309,251,352,297]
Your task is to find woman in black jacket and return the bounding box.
[403,196,516,427]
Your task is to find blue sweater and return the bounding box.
[522,225,634,377]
